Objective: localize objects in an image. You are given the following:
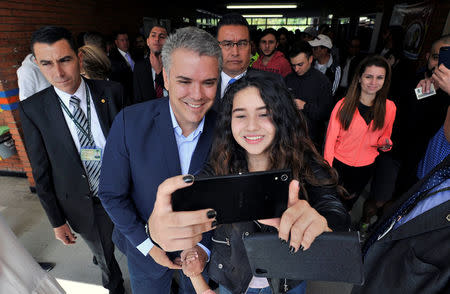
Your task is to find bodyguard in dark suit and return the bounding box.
[19,26,124,294]
[109,31,134,105]
[99,27,221,294]
[132,25,168,104]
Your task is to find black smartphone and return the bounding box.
[172,169,292,224]
[438,46,450,69]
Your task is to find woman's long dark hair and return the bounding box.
[340,55,391,131]
[209,74,342,199]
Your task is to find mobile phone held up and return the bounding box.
[172,169,292,224]
[438,46,450,69]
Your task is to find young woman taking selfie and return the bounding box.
[184,74,350,294]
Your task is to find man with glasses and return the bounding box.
[285,41,333,148]
[214,13,284,107]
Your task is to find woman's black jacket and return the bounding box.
[201,163,351,294]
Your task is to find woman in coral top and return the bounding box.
[324,55,396,211]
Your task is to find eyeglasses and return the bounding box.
[218,40,249,50]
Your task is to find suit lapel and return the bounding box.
[382,200,450,242]
[155,99,181,176]
[44,88,83,166]
[189,110,217,175]
[86,79,110,137]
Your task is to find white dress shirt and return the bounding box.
[54,79,106,152]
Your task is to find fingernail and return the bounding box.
[207,210,217,219]
[299,245,304,251]
[183,175,194,183]
[211,220,218,228]
[279,238,287,244]
[289,246,296,254]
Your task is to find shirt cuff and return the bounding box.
[137,238,154,256]
[197,243,211,262]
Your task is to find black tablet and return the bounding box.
[172,169,292,224]
[243,232,364,285]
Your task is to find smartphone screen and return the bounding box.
[438,46,450,69]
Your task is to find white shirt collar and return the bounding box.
[54,78,86,110]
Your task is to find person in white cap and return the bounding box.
[309,34,341,96]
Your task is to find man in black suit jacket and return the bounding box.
[109,31,134,105]
[353,117,450,294]
[19,26,124,294]
[132,25,168,104]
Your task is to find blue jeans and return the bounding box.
[219,281,306,294]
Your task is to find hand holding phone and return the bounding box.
[378,138,392,151]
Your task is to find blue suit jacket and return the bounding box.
[99,97,216,278]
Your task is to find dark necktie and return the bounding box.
[69,96,101,197]
[155,72,164,98]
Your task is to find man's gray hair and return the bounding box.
[161,26,222,77]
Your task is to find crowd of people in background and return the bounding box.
[12,11,450,294]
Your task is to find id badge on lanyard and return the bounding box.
[80,147,102,161]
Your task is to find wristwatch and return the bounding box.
[145,222,151,238]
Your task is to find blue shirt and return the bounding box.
[417,126,450,179]
[137,102,210,258]
[170,103,205,175]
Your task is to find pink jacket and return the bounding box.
[324,98,396,167]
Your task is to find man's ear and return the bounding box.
[163,67,169,91]
[425,52,430,60]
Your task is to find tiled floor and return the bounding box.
[0,175,355,294]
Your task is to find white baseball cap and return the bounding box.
[308,34,333,49]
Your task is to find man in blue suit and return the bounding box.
[99,27,222,293]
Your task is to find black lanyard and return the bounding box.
[58,85,92,139]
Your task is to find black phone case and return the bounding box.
[172,169,292,224]
[243,232,364,285]
[439,46,450,68]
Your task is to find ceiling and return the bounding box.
[189,0,379,17]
